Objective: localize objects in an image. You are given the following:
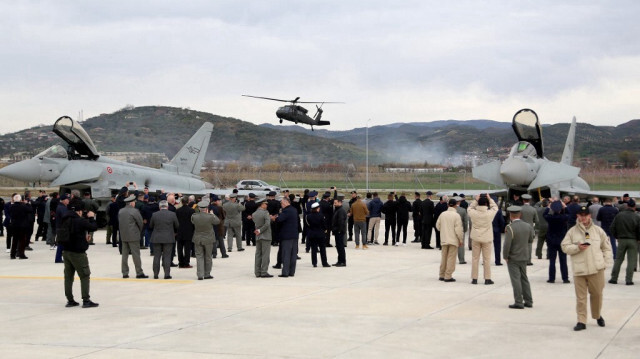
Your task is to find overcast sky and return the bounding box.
[1,0,638,134]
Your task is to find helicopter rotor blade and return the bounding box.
[242,95,344,104]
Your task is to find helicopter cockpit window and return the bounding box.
[509,141,538,158]
[34,145,68,159]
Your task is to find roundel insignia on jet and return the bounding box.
[107,166,113,174]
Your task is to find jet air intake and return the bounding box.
[499,157,539,186]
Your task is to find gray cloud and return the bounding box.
[1,0,639,133]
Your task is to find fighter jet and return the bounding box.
[470,108,639,200]
[0,116,268,223]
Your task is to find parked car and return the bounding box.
[235,179,280,192]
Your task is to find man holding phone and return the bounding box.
[562,206,613,331]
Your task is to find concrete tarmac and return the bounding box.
[1,226,638,359]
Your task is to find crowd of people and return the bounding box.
[1,186,639,329]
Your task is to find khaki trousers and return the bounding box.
[439,244,458,279]
[472,240,492,280]
[574,269,605,324]
[367,217,381,243]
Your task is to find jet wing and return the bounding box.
[472,160,504,187]
[556,188,640,200]
[527,161,581,190]
[51,161,103,186]
[435,189,507,198]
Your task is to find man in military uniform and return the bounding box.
[118,195,148,279]
[503,206,534,309]
[253,199,274,278]
[562,205,612,331]
[535,199,549,259]
[191,200,220,280]
[608,200,640,285]
[223,193,245,252]
[519,194,539,265]
[454,197,469,264]
[149,200,179,279]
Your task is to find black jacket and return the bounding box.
[381,200,398,223]
[412,198,422,219]
[9,202,32,229]
[332,206,347,234]
[175,205,195,241]
[421,199,435,225]
[396,197,412,223]
[64,211,98,253]
[305,211,326,239]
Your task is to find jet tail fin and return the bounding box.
[560,116,576,165]
[166,122,213,176]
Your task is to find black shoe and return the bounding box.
[261,274,274,278]
[170,263,178,267]
[425,245,434,249]
[313,264,317,267]
[537,255,542,259]
[524,303,533,308]
[123,275,129,279]
[527,263,533,266]
[439,277,444,281]
[272,265,282,269]
[278,274,289,278]
[322,264,331,268]
[88,243,95,245]
[136,274,149,279]
[597,316,605,327]
[333,263,346,267]
[547,280,555,283]
[305,249,310,253]
[25,247,33,251]
[574,322,586,331]
[485,279,494,285]
[141,246,148,249]
[626,281,634,285]
[471,279,478,284]
[18,256,28,259]
[296,256,301,260]
[563,280,571,284]
[65,300,80,308]
[444,278,456,282]
[82,300,99,308]
[222,254,229,258]
[198,277,203,280]
[495,262,503,266]
[164,276,172,279]
[154,275,159,279]
[383,242,388,246]
[347,237,353,241]
[459,261,467,264]
[326,244,333,247]
[509,304,524,309]
[608,279,617,284]
[238,248,245,252]
[204,275,213,280]
[10,256,16,260]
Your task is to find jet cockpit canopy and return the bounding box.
[53,116,100,160]
[512,108,544,158]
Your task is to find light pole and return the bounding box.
[366,119,371,192]
[461,169,466,190]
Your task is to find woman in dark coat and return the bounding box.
[395,195,412,245]
[381,193,398,246]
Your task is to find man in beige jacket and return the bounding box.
[468,195,499,285]
[562,205,613,331]
[436,198,463,282]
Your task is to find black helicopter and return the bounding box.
[242,95,343,131]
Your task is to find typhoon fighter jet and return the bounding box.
[469,108,639,201]
[0,116,268,224]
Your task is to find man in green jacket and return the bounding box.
[191,200,220,280]
[608,200,640,285]
[503,206,534,309]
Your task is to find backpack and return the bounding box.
[56,216,73,245]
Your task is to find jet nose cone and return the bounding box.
[500,158,535,186]
[0,159,41,182]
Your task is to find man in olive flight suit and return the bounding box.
[191,200,220,280]
[223,193,245,252]
[253,199,274,278]
[503,206,534,309]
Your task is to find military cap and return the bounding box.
[197,200,209,208]
[322,192,331,198]
[60,193,70,200]
[577,205,589,215]
[248,193,256,198]
[448,198,458,206]
[210,194,220,202]
[452,192,458,197]
[232,188,239,193]
[119,186,128,194]
[426,191,433,195]
[414,192,420,196]
[268,191,277,197]
[628,199,636,208]
[148,195,156,203]
[308,191,318,197]
[507,206,522,213]
[459,193,465,198]
[623,193,630,197]
[522,194,532,200]
[143,194,149,200]
[550,200,563,213]
[256,198,267,204]
[229,193,237,198]
[311,202,320,209]
[124,194,136,203]
[68,199,84,211]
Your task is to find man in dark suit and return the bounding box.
[175,197,195,268]
[150,200,179,279]
[412,192,422,243]
[421,191,435,249]
[276,197,299,277]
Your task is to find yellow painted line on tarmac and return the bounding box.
[0,275,193,284]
